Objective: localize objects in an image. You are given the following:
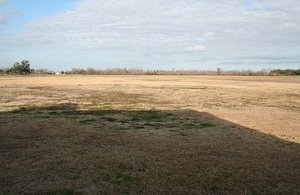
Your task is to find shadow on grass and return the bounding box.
[1,103,300,194]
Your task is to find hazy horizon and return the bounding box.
[1,0,300,71]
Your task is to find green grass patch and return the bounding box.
[95,165,104,171]
[48,111,60,115]
[128,111,174,122]
[200,123,215,128]
[143,122,161,127]
[103,169,138,190]
[273,139,297,148]
[79,119,97,124]
[119,119,131,124]
[71,175,80,181]
[63,115,79,119]
[182,122,215,129]
[103,117,117,122]
[78,149,87,155]
[11,107,36,114]
[108,125,129,132]
[133,125,145,129]
[46,189,82,195]
[99,164,141,194]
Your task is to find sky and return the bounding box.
[0,0,300,71]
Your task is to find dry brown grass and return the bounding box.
[0,75,300,194]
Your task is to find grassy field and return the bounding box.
[0,75,300,194]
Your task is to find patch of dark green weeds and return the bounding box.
[97,163,141,194]
[208,183,222,193]
[11,107,36,114]
[109,126,129,132]
[104,171,132,185]
[74,110,118,116]
[103,117,117,122]
[103,169,139,190]
[119,119,131,124]
[165,123,179,128]
[46,104,77,111]
[133,125,145,129]
[207,177,225,193]
[48,111,59,115]
[78,149,87,155]
[79,119,97,124]
[127,111,175,122]
[95,165,104,171]
[200,123,215,128]
[273,139,297,148]
[143,122,161,127]
[117,163,132,171]
[182,122,215,129]
[63,115,79,119]
[71,175,80,181]
[228,125,237,129]
[46,189,82,195]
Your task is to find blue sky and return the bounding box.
[0,0,74,33]
[1,0,300,71]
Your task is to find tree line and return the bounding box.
[0,60,299,76]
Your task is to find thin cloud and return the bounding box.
[0,10,20,26]
[0,0,300,69]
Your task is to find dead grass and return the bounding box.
[0,75,300,194]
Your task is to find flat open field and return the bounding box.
[1,75,300,194]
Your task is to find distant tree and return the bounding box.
[71,68,86,74]
[217,68,221,75]
[269,69,300,76]
[11,60,31,75]
[34,68,53,74]
[86,67,97,75]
